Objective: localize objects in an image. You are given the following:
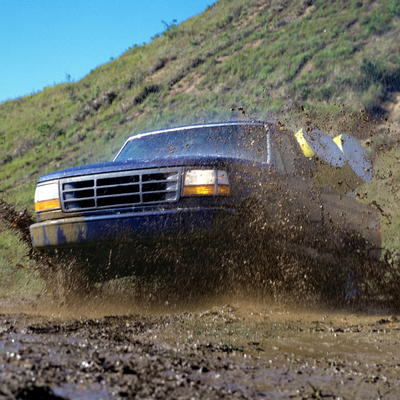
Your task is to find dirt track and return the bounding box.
[0,298,399,400]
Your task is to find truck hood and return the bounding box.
[37,155,264,183]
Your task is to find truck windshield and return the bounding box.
[114,124,270,163]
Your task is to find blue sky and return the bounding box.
[0,1,214,103]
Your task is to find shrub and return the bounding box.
[292,80,311,99]
[316,84,335,101]
[359,58,400,94]
[1,154,12,165]
[37,123,65,138]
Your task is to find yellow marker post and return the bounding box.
[295,128,315,157]
[333,134,344,153]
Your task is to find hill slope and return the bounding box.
[1,0,400,264]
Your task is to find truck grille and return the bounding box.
[60,167,182,212]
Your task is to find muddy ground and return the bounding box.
[0,293,399,400]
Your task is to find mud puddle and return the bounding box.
[0,300,399,400]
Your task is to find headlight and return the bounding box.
[183,169,230,196]
[34,180,61,212]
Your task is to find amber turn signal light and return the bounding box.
[182,169,230,196]
[35,199,61,212]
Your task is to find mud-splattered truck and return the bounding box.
[29,122,381,299]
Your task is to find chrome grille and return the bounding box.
[60,167,182,212]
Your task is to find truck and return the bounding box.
[30,122,381,301]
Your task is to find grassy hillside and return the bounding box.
[1,0,400,272]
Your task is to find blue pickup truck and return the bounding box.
[30,122,381,297]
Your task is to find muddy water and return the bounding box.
[0,297,399,400]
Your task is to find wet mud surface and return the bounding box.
[0,300,399,400]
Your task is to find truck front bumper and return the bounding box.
[30,207,237,249]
